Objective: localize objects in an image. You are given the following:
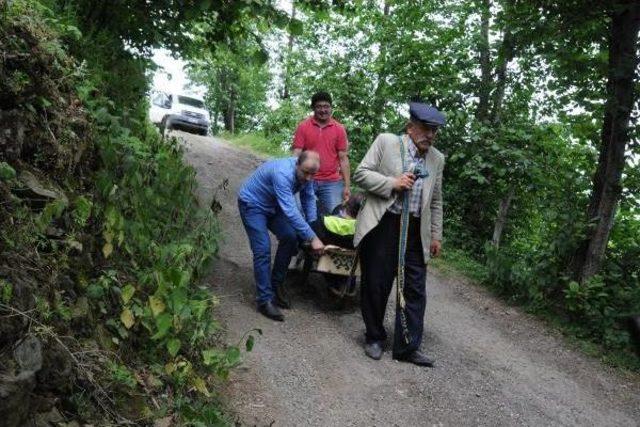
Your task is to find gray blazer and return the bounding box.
[353,133,444,263]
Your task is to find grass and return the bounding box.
[431,247,488,283]
[218,131,287,157]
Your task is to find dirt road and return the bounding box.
[176,131,640,427]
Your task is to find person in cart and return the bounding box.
[312,193,363,250]
[311,193,364,295]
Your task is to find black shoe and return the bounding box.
[258,301,284,321]
[364,341,383,360]
[393,350,435,367]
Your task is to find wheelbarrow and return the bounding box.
[279,245,360,307]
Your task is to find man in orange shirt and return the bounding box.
[292,91,350,215]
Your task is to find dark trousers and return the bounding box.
[360,212,427,357]
[238,199,299,304]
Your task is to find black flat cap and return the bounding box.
[409,102,446,127]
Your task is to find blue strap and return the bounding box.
[397,136,411,344]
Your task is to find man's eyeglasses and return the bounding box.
[313,103,332,111]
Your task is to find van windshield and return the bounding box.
[178,96,205,109]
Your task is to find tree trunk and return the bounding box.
[476,0,492,123]
[223,85,236,133]
[213,110,220,133]
[474,0,518,249]
[281,1,296,100]
[573,0,640,283]
[490,27,515,126]
[491,185,515,248]
[224,102,235,134]
[372,2,391,125]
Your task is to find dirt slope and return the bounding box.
[177,131,640,427]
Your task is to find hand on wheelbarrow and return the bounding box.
[309,236,325,256]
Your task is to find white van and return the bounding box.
[149,91,210,136]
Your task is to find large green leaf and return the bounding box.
[149,295,166,317]
[121,284,136,304]
[167,338,181,357]
[151,313,172,340]
[288,19,304,36]
[120,308,135,329]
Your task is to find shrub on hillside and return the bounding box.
[0,2,245,425]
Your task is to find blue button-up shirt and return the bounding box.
[238,157,317,240]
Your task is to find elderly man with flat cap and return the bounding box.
[353,102,446,366]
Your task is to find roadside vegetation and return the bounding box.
[0,1,266,424]
[219,132,288,158]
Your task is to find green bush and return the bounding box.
[260,99,308,152]
[80,86,256,422]
[481,230,640,369]
[1,2,252,422]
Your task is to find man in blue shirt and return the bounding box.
[238,151,325,321]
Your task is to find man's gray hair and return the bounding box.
[297,150,320,166]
